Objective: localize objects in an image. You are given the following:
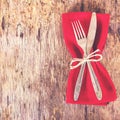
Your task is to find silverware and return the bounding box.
[86,12,102,100]
[71,12,102,101]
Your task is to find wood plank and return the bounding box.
[0,0,120,120]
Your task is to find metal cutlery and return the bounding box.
[71,12,102,101]
[71,20,87,101]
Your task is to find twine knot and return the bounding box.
[70,49,102,69]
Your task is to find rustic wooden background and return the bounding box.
[0,0,120,120]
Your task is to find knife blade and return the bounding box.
[86,12,102,100]
[87,12,97,54]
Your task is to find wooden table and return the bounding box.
[0,0,120,120]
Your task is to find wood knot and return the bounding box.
[16,23,24,38]
[37,28,41,42]
[1,16,5,30]
[117,27,120,35]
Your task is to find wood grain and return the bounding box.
[0,0,120,120]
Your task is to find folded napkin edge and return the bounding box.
[62,11,110,17]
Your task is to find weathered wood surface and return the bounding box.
[0,0,120,120]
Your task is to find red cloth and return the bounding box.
[62,12,117,105]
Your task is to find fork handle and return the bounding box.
[74,63,86,101]
[87,61,102,100]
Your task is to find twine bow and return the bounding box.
[70,49,102,69]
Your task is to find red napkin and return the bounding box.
[62,12,117,105]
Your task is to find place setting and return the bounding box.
[62,12,117,105]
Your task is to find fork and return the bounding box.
[71,21,87,101]
[72,20,102,101]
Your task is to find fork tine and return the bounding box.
[74,21,81,39]
[76,21,83,39]
[72,21,81,40]
[72,21,82,40]
[72,20,86,41]
[78,20,86,38]
[72,22,78,41]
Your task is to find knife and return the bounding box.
[86,12,102,100]
[87,12,97,53]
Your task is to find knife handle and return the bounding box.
[74,63,86,101]
[87,61,102,100]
